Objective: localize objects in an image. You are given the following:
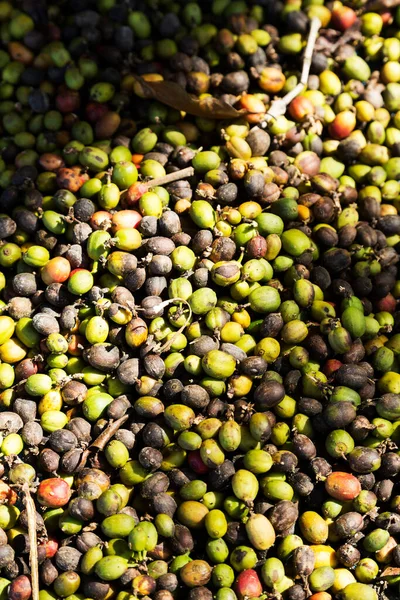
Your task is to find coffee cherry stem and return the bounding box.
[153,298,193,354]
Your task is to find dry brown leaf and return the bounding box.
[133,75,245,120]
[381,567,400,577]
[362,0,400,9]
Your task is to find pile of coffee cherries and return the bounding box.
[1,1,400,600]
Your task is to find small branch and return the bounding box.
[76,415,130,471]
[127,167,195,202]
[22,484,39,600]
[265,17,321,122]
[91,414,130,451]
[146,166,195,189]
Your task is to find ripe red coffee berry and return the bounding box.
[37,477,71,508]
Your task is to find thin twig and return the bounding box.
[126,166,195,201]
[22,483,39,600]
[300,17,322,86]
[265,17,321,122]
[146,166,195,188]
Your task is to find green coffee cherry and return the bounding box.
[228,546,257,575]
[202,350,236,379]
[25,374,52,396]
[105,440,130,468]
[231,469,259,504]
[189,200,216,229]
[95,556,128,581]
